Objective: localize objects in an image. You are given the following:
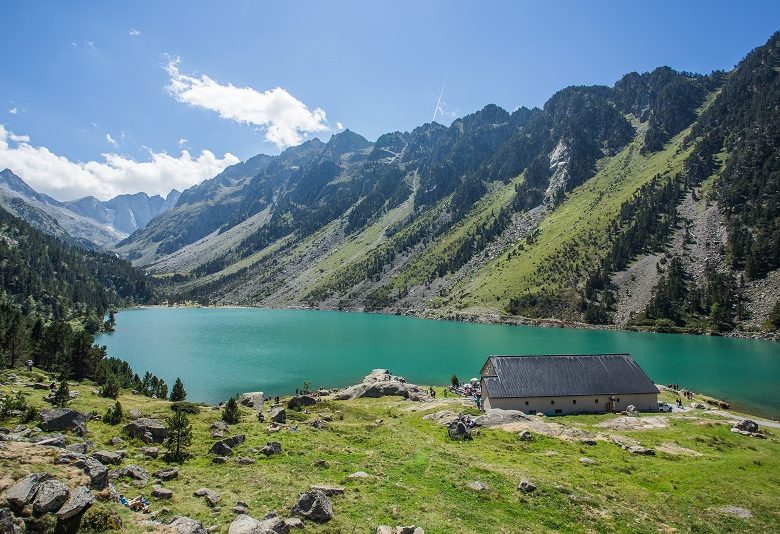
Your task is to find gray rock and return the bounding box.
[66,442,88,454]
[718,505,752,519]
[111,464,149,485]
[210,434,245,455]
[310,485,345,496]
[270,406,286,424]
[733,420,759,433]
[38,408,88,433]
[32,478,69,513]
[210,420,229,431]
[284,517,304,529]
[0,507,23,533]
[288,395,316,410]
[235,457,256,465]
[447,421,472,440]
[377,527,425,534]
[141,446,159,458]
[348,471,371,479]
[518,477,537,493]
[261,441,282,456]
[223,434,246,448]
[466,481,489,491]
[169,516,208,534]
[517,430,532,441]
[474,409,528,427]
[238,392,264,409]
[75,457,109,490]
[211,430,225,439]
[92,450,122,465]
[580,438,597,446]
[212,456,228,464]
[153,467,179,481]
[232,505,248,515]
[35,435,67,448]
[56,486,94,520]
[5,473,51,510]
[291,490,333,523]
[579,457,597,465]
[194,488,221,508]
[128,409,143,419]
[228,513,288,534]
[310,420,324,429]
[152,486,173,499]
[627,445,655,455]
[109,436,125,446]
[124,418,167,443]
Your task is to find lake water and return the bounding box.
[96,307,780,418]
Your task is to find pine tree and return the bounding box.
[169,377,187,402]
[165,409,192,463]
[103,400,123,425]
[222,396,240,424]
[52,379,70,407]
[100,374,121,399]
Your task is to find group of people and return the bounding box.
[119,494,149,513]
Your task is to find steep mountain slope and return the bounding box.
[65,189,181,234]
[123,32,778,336]
[0,169,125,249]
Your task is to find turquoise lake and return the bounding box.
[96,307,780,418]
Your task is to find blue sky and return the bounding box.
[0,1,778,200]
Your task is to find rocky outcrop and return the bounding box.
[154,467,179,481]
[518,477,537,493]
[55,486,94,520]
[447,420,472,440]
[474,409,528,427]
[332,370,425,401]
[5,473,51,510]
[111,464,149,485]
[229,512,289,534]
[31,479,69,513]
[92,450,122,465]
[270,406,286,424]
[75,457,109,490]
[38,408,88,433]
[152,486,173,499]
[288,395,317,410]
[238,392,264,409]
[210,434,246,455]
[169,516,208,534]
[291,490,333,523]
[261,441,282,456]
[124,418,167,443]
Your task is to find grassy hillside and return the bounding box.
[1,369,778,533]
[454,125,692,318]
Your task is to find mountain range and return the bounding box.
[0,168,179,248]
[5,32,779,336]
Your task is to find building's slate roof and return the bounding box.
[481,354,658,399]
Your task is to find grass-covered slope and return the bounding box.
[1,369,778,533]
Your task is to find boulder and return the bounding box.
[169,516,208,534]
[153,467,179,481]
[124,418,167,443]
[92,450,122,465]
[518,430,532,441]
[128,409,143,419]
[210,421,229,432]
[111,464,149,485]
[35,435,67,448]
[66,442,88,454]
[5,473,51,510]
[466,481,489,491]
[348,471,371,479]
[422,410,460,426]
[223,434,246,448]
[626,405,638,414]
[310,420,325,429]
[0,507,22,534]
[238,392,264,409]
[290,490,333,523]
[627,445,655,455]
[580,438,597,446]
[209,435,245,456]
[518,477,537,493]
[733,420,759,433]
[141,446,159,459]
[377,527,425,534]
[212,456,228,464]
[32,478,70,513]
[579,457,597,465]
[288,395,316,410]
[236,457,256,465]
[284,517,304,529]
[228,513,288,534]
[38,408,88,433]
[194,488,221,508]
[270,406,286,424]
[75,457,109,490]
[55,486,94,520]
[152,486,173,500]
[261,441,282,456]
[447,421,472,440]
[310,485,345,496]
[474,409,528,427]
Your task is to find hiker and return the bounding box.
[257,412,265,423]
[430,387,436,399]
[443,388,448,397]
[25,359,33,372]
[475,392,482,410]
[274,396,280,405]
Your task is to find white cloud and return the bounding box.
[8,107,18,115]
[164,57,329,149]
[336,122,344,130]
[177,138,188,147]
[86,41,96,50]
[0,124,239,201]
[106,133,118,147]
[129,29,141,36]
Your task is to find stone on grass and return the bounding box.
[169,515,208,534]
[291,490,333,523]
[35,435,67,448]
[235,456,256,465]
[210,441,233,456]
[66,442,88,454]
[111,464,149,485]
[32,478,69,513]
[92,450,122,465]
[56,486,94,520]
[627,445,655,455]
[518,477,537,493]
[579,457,597,465]
[238,392,265,409]
[270,406,286,424]
[152,486,173,499]
[261,441,282,456]
[210,420,228,431]
[377,527,424,534]
[5,472,51,510]
[123,418,167,443]
[348,471,371,479]
[466,481,489,491]
[288,395,316,410]
[212,456,228,464]
[580,438,597,446]
[732,419,760,433]
[75,457,109,490]
[517,429,532,441]
[310,484,345,495]
[228,513,288,534]
[39,408,88,433]
[284,517,304,529]
[474,408,528,427]
[194,488,221,508]
[718,505,752,519]
[141,446,159,459]
[153,467,179,480]
[128,409,143,419]
[109,436,124,446]
[447,421,471,440]
[0,507,22,534]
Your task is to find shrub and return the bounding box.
[100,374,121,399]
[222,396,240,424]
[80,503,123,532]
[169,401,201,414]
[52,380,70,407]
[102,401,123,425]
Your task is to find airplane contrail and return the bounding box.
[432,75,448,122]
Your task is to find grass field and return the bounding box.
[1,370,778,533]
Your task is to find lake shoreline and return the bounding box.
[131,303,780,342]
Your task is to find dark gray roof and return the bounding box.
[481,354,658,399]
